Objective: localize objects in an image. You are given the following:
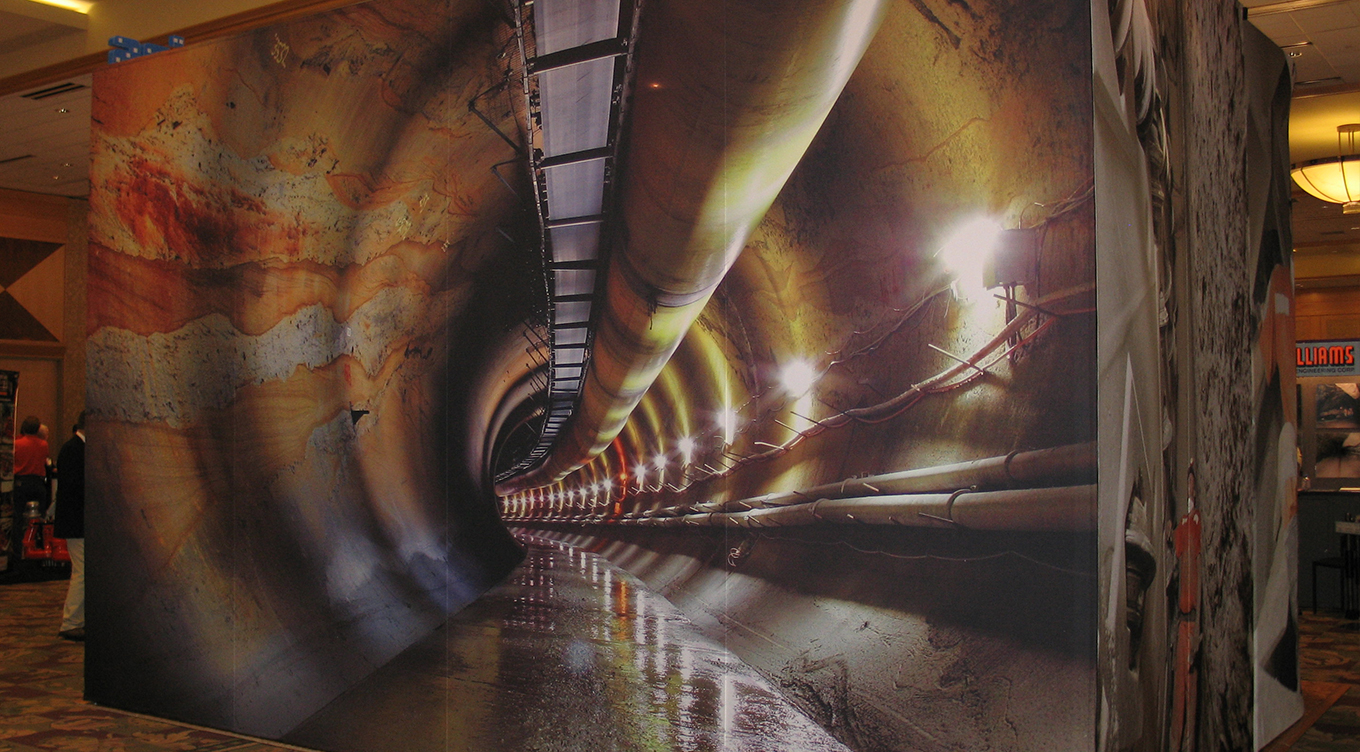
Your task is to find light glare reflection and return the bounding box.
[678,436,696,465]
[937,215,1003,301]
[779,359,818,396]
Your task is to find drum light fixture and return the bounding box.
[1292,124,1360,215]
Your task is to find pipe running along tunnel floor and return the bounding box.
[284,531,850,752]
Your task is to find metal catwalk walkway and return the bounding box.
[285,532,849,752]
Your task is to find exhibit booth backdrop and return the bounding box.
[83,0,1297,749]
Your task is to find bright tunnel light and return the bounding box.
[718,407,739,446]
[678,436,696,465]
[936,216,1003,301]
[779,359,818,397]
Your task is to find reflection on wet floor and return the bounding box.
[285,531,848,752]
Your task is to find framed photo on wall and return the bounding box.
[1316,383,1360,429]
[1315,431,1360,478]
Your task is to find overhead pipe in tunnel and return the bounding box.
[630,485,1096,532]
[498,282,1091,500]
[518,485,1095,532]
[506,443,1098,531]
[496,0,889,494]
[731,442,1095,509]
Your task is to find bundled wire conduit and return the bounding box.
[509,442,1096,532]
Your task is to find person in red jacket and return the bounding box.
[12,416,48,559]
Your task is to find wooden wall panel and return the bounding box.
[0,190,84,443]
[0,356,58,459]
[0,188,69,244]
[1296,285,1360,341]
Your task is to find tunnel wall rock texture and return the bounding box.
[81,0,1297,749]
[1093,1,1300,750]
[84,0,526,736]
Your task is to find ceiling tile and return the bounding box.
[1290,4,1360,35]
[1313,26,1360,58]
[1320,44,1360,82]
[0,75,90,197]
[1249,12,1304,40]
[1294,50,1341,81]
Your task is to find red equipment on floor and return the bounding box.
[20,501,68,563]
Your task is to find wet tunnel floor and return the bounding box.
[284,531,849,752]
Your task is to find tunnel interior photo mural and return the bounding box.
[82,0,1296,750]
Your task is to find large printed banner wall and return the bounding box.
[1094,2,1300,751]
[84,1,528,734]
[83,0,1296,749]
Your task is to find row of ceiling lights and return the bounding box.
[501,359,816,508]
[501,216,1038,510]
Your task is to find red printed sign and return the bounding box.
[1298,340,1360,376]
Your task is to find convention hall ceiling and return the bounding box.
[1245,0,1360,285]
[0,0,1355,281]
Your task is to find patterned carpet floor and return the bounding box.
[0,578,1357,750]
[1265,612,1360,752]
[0,580,306,752]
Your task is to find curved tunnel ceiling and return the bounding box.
[492,0,892,493]
[83,0,1097,571]
[485,0,1097,522]
[83,0,1100,741]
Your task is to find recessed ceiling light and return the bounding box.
[60,162,71,168]
[55,108,68,114]
[1289,50,1304,58]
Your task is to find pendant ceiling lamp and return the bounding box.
[1292,124,1360,214]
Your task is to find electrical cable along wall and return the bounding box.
[81,0,1298,749]
[489,3,1102,747]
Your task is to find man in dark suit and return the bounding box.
[55,411,85,641]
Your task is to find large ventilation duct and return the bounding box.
[497,0,887,493]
